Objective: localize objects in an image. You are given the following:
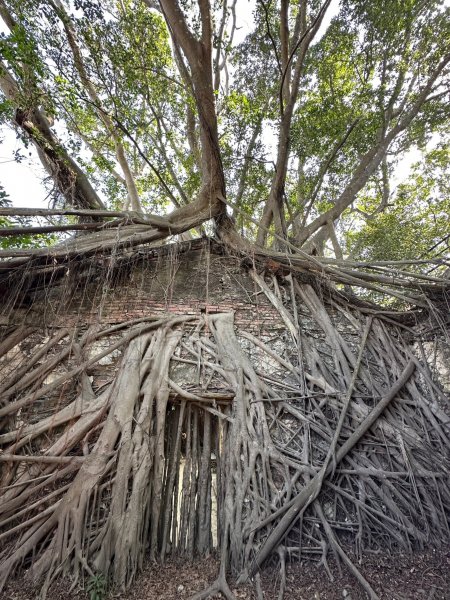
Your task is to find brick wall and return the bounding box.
[35,245,285,335]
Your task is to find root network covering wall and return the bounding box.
[0,240,449,600]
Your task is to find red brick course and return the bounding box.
[32,248,286,335]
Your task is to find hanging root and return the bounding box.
[0,272,449,599]
[0,316,190,592]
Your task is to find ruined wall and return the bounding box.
[2,244,448,400]
[0,244,409,392]
[26,245,285,336]
[1,243,449,598]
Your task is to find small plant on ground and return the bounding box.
[86,574,107,600]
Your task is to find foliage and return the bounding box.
[86,573,107,600]
[0,0,448,262]
[346,144,450,264]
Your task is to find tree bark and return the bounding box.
[0,1,105,213]
[256,0,332,247]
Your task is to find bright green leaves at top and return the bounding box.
[1,0,199,213]
[0,0,448,259]
[346,144,450,264]
[290,18,368,211]
[0,10,48,112]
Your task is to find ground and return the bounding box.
[4,548,449,600]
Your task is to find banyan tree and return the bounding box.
[0,0,449,598]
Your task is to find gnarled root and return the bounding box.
[1,273,449,600]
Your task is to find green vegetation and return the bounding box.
[86,574,107,600]
[0,0,448,266]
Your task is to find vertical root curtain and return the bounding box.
[0,271,449,598]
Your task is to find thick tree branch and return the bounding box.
[0,5,104,212]
[295,52,450,247]
[256,0,333,247]
[198,0,212,55]
[49,0,142,213]
[157,0,226,220]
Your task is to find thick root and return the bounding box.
[0,272,449,599]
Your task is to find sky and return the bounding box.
[0,0,434,209]
[0,130,49,207]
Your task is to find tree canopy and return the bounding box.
[0,0,449,280]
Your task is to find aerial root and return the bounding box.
[314,501,379,600]
[189,575,237,600]
[0,274,449,600]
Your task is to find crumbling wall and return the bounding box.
[1,245,449,600]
